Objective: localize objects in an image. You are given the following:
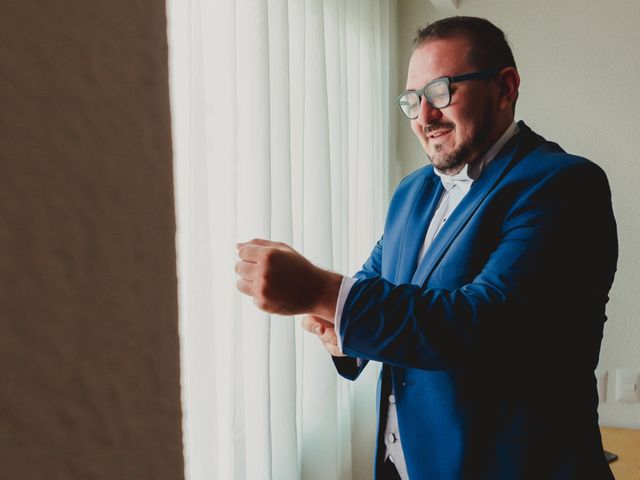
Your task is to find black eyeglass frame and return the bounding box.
[396,67,502,119]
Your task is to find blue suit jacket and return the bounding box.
[334,123,618,479]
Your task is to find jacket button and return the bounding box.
[389,394,395,404]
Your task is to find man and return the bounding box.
[236,17,617,479]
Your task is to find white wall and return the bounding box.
[393,0,640,428]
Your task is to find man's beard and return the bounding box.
[429,135,474,173]
[426,100,493,173]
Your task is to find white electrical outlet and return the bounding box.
[614,369,640,403]
[595,369,607,403]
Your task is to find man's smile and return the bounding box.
[427,128,453,139]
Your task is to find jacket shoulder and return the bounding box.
[512,126,609,184]
[392,163,436,197]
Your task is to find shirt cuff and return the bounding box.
[334,276,357,353]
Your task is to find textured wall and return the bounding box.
[0,1,184,479]
[394,0,640,428]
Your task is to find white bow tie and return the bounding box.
[434,164,474,192]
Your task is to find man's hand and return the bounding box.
[235,239,342,319]
[301,315,345,357]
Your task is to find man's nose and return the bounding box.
[415,97,442,126]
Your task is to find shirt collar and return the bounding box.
[434,163,474,192]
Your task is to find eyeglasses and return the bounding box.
[396,68,501,120]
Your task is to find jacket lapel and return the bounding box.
[410,124,540,285]
[394,175,444,284]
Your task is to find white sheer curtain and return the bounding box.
[167,1,391,478]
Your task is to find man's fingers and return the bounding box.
[237,244,264,262]
[301,315,321,333]
[245,238,277,247]
[301,315,328,334]
[302,315,338,344]
[238,238,291,249]
[301,315,334,334]
[237,238,294,255]
[324,342,346,357]
[236,278,254,297]
[318,326,337,343]
[235,260,258,279]
[301,316,344,357]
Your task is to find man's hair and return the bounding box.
[412,16,517,71]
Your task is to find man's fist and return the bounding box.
[235,239,342,319]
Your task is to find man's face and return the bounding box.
[406,36,500,174]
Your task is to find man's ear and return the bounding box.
[496,67,520,111]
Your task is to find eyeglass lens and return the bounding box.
[426,80,450,109]
[398,78,450,119]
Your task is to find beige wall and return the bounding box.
[393,0,640,428]
[0,1,184,479]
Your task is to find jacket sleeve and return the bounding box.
[332,236,384,380]
[338,162,618,371]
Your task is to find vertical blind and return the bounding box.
[167,1,392,478]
